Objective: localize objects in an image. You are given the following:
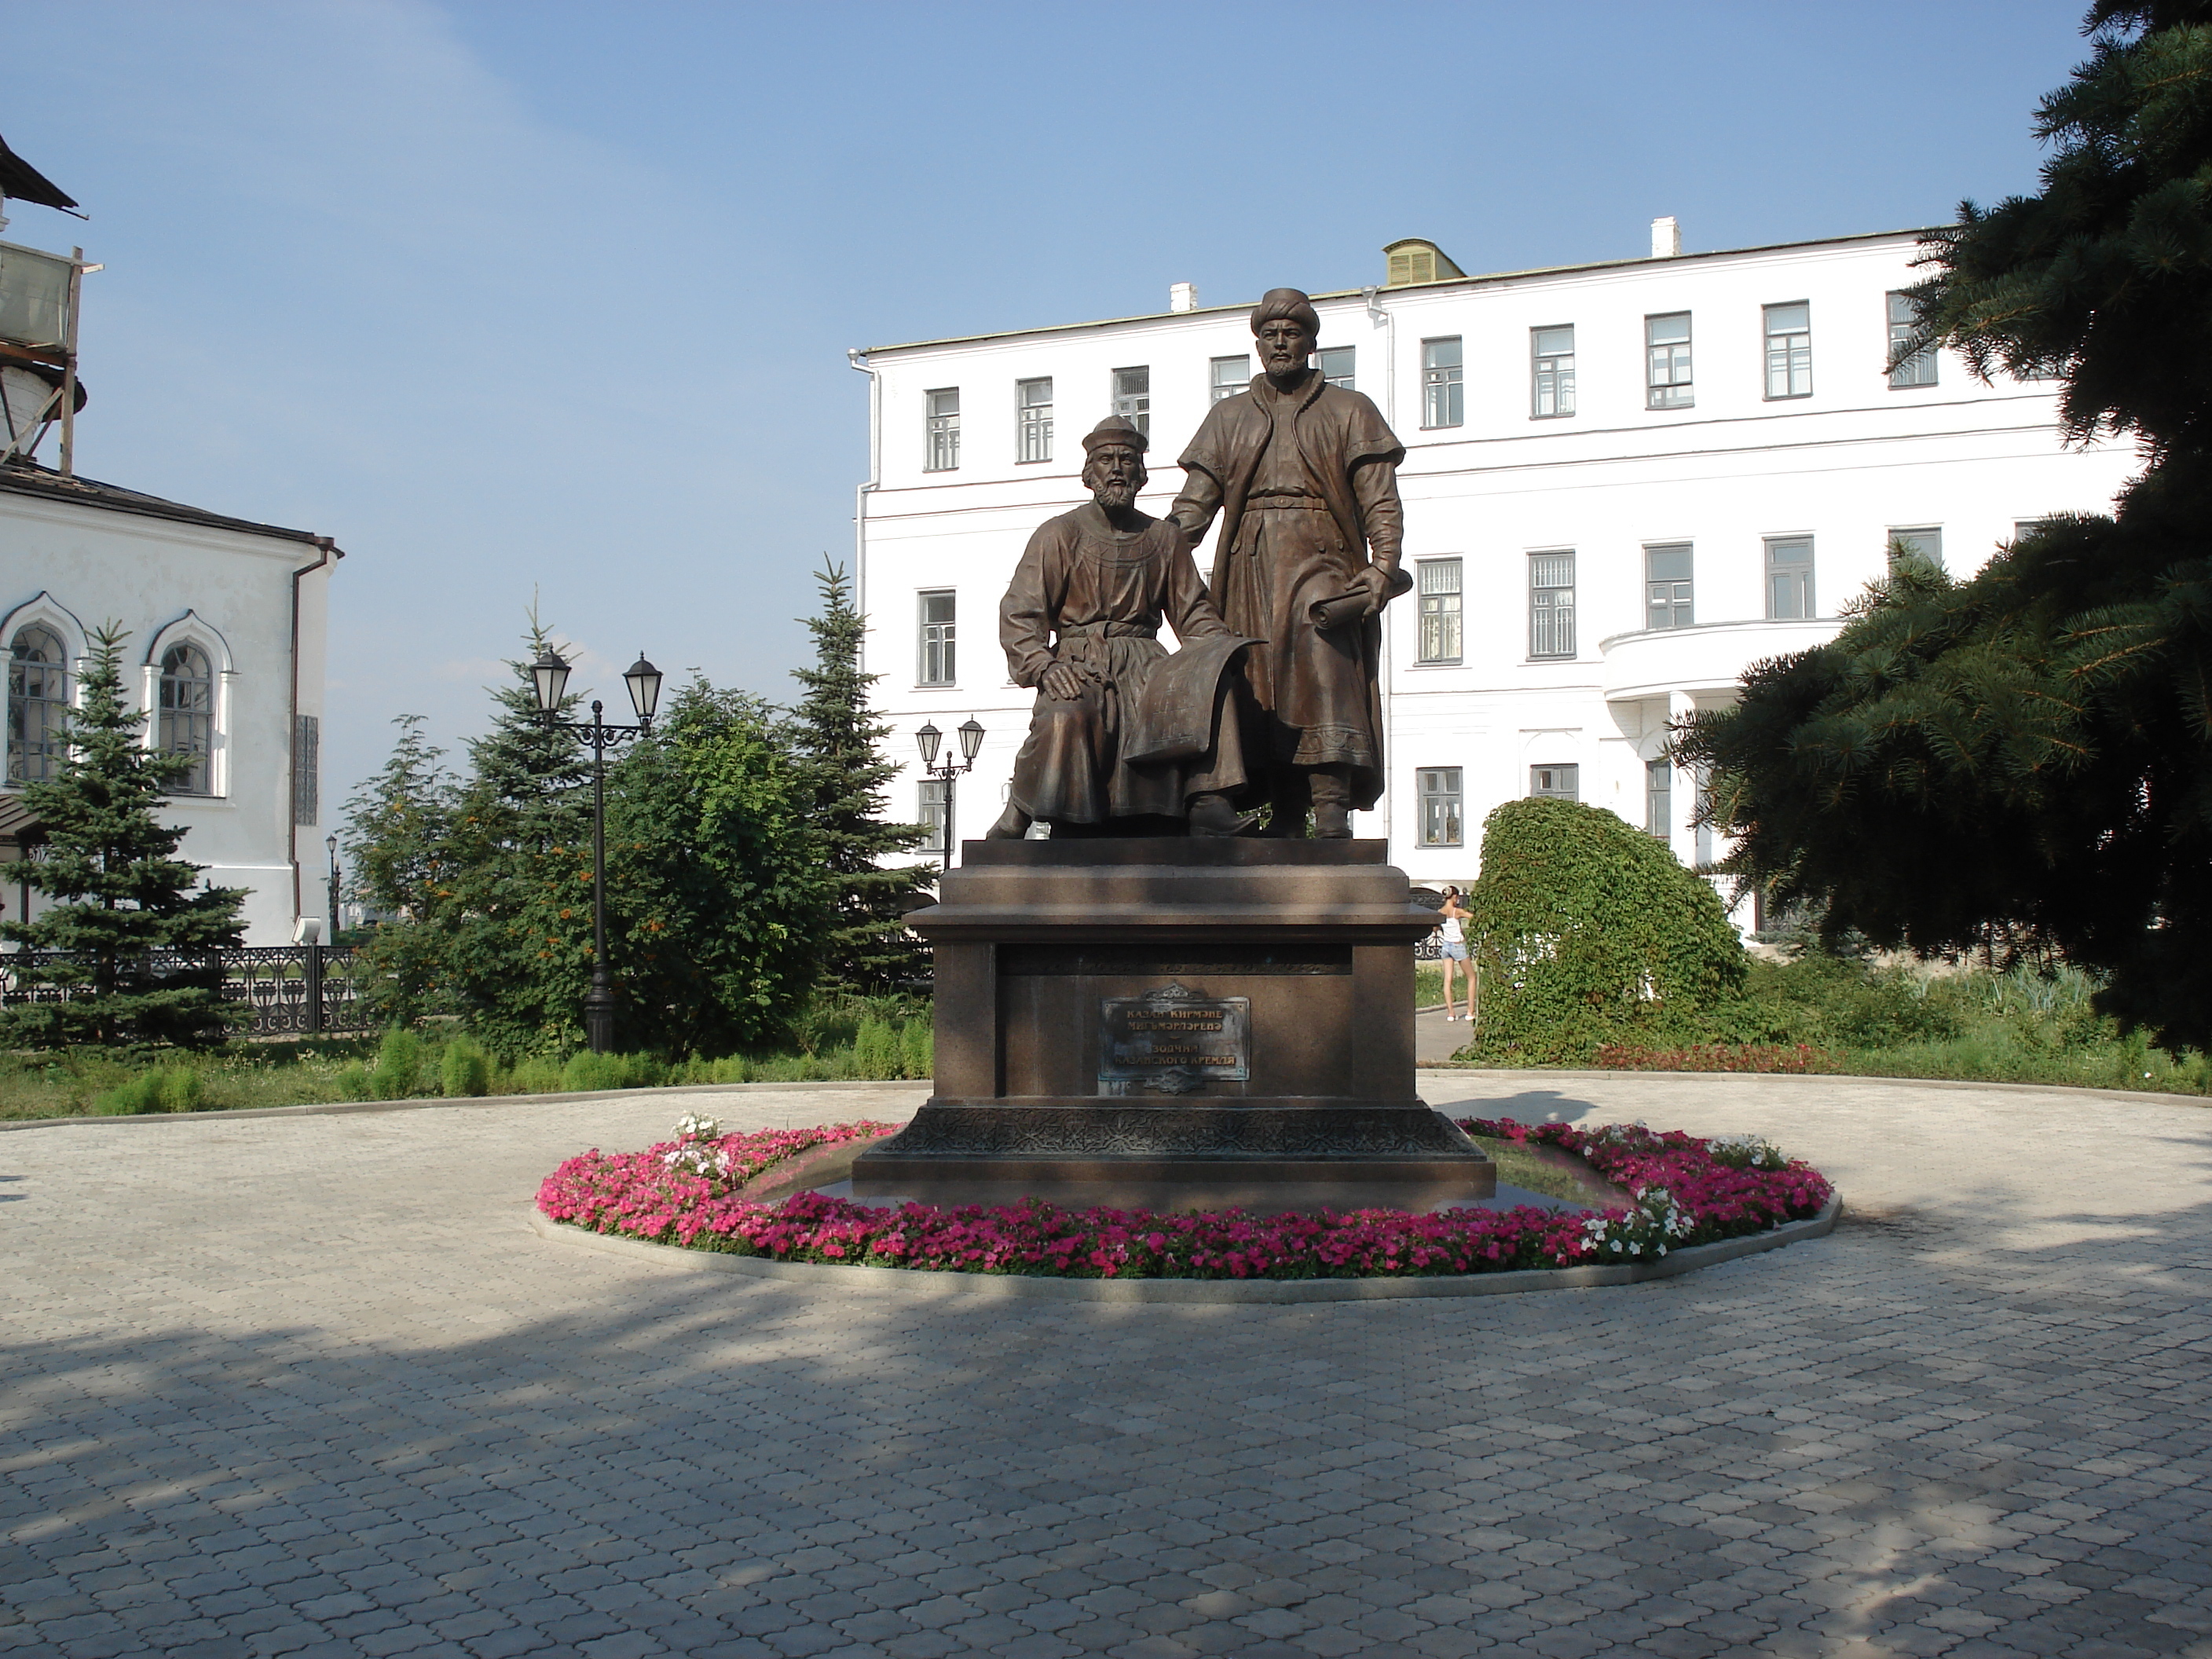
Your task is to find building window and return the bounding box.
[159,643,215,797]
[1417,767,1463,848]
[917,591,956,685]
[1111,366,1150,437]
[1646,757,1672,839]
[1888,291,1937,388]
[1422,337,1463,428]
[1016,377,1053,463]
[1764,302,1812,398]
[1415,558,1463,664]
[1889,526,1943,571]
[1529,551,1576,657]
[1317,346,1355,390]
[1531,325,1575,417]
[1529,764,1578,801]
[1210,354,1250,402]
[293,714,320,826]
[1645,544,1693,630]
[1646,312,1692,408]
[918,778,949,860]
[7,624,67,784]
[1766,537,1815,619]
[925,387,960,471]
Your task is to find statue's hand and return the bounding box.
[1353,563,1393,617]
[1039,661,1086,701]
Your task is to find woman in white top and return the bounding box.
[1435,886,1471,1023]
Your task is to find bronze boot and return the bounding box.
[1309,767,1353,839]
[983,802,1032,840]
[1186,792,1243,837]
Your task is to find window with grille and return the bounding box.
[1423,337,1463,428]
[1210,355,1250,402]
[1529,764,1578,801]
[925,387,960,471]
[1646,312,1692,408]
[7,624,67,783]
[1646,544,1693,630]
[1888,291,1937,388]
[1111,366,1150,437]
[1764,302,1812,398]
[1016,377,1053,463]
[159,643,214,796]
[917,591,956,685]
[1765,537,1815,619]
[1416,558,1463,664]
[1529,551,1576,657]
[1532,325,1575,417]
[1888,526,1943,571]
[293,714,320,825]
[1417,767,1463,848]
[1646,757,1672,839]
[918,778,949,859]
[1317,346,1355,390]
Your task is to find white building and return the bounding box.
[1,229,339,945]
[850,223,2138,910]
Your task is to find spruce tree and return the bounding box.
[342,713,459,1025]
[788,558,932,995]
[1678,0,2212,1052]
[0,624,247,1049]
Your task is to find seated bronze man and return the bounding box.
[987,416,1252,839]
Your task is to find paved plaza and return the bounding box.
[4,1071,2210,1659]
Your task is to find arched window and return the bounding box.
[8,624,68,783]
[159,643,214,796]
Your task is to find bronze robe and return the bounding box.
[999,504,1247,824]
[1171,369,1404,811]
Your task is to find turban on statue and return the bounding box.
[1081,415,1149,455]
[1250,287,1320,338]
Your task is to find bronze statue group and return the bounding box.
[988,288,1411,843]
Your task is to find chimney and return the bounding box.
[1169,281,1197,313]
[1651,217,1680,258]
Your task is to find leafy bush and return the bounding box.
[440,1038,491,1098]
[1463,798,1749,1064]
[368,1028,427,1101]
[92,1064,203,1115]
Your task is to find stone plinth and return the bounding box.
[851,839,1493,1212]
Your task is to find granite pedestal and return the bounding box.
[851,839,1493,1212]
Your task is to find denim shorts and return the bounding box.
[1437,939,1467,961]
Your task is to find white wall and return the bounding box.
[855,230,2141,904]
[0,489,335,943]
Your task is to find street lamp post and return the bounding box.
[324,833,341,941]
[531,646,664,1053]
[916,717,985,867]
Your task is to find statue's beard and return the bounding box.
[1094,481,1138,510]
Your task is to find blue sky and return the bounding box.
[2,0,2093,814]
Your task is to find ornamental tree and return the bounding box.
[1676,0,2212,1052]
[0,624,247,1049]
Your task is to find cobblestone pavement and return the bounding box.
[5,1072,2210,1659]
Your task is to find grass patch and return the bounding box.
[1467,1133,1616,1207]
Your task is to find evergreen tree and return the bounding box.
[0,624,247,1049]
[788,557,932,994]
[342,714,459,1025]
[1678,0,2212,1052]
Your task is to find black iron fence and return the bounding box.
[0,944,375,1036]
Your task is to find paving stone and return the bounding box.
[5,1076,2211,1659]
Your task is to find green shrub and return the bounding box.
[91,1064,203,1115]
[853,1017,896,1079]
[158,1067,203,1112]
[900,1017,932,1082]
[1463,797,1749,1064]
[440,1038,490,1098]
[334,1062,371,1101]
[368,1028,426,1101]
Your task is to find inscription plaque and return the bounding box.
[1098,981,1250,1096]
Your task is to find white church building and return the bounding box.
[850,222,2140,911]
[1,199,339,944]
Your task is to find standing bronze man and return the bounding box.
[1170,288,1408,837]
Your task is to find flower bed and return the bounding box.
[536,1115,1833,1281]
[1595,1042,1841,1074]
